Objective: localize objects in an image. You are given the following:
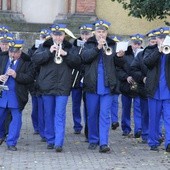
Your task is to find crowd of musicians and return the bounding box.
[0,20,170,153]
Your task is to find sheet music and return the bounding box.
[35,39,44,48]
[77,39,85,47]
[162,35,170,46]
[116,41,129,53]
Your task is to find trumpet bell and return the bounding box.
[163,45,170,55]
[54,56,63,64]
[105,47,113,56]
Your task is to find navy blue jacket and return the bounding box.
[0,51,34,111]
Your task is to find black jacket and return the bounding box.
[0,51,34,111]
[144,47,170,97]
[31,38,81,96]
[115,46,138,97]
[81,36,118,94]
[130,45,157,98]
[71,38,85,88]
[27,44,40,95]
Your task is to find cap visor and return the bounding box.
[52,31,63,35]
[9,47,20,52]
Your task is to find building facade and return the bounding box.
[0,0,169,35]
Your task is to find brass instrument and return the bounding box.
[103,41,113,55]
[54,43,63,64]
[161,35,170,55]
[130,81,138,91]
[98,37,113,55]
[162,45,170,54]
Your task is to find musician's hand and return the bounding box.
[0,75,8,82]
[117,50,125,57]
[6,69,17,78]
[60,49,67,56]
[50,44,58,53]
[97,38,105,49]
[127,76,134,84]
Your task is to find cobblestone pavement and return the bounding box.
[0,96,170,170]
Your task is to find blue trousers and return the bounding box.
[31,95,39,133]
[121,95,142,134]
[0,107,22,146]
[140,98,149,141]
[0,110,7,138]
[71,88,83,132]
[111,94,119,123]
[86,93,113,146]
[148,98,170,149]
[54,96,68,147]
[37,96,45,139]
[42,95,55,145]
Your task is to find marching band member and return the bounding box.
[71,24,93,137]
[110,35,121,130]
[28,29,51,142]
[143,27,170,151]
[32,23,81,152]
[0,32,14,145]
[0,40,34,151]
[115,34,143,138]
[130,29,157,143]
[81,19,118,153]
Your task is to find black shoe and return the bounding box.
[8,146,17,151]
[141,140,147,144]
[0,138,5,145]
[33,131,39,135]
[158,137,164,145]
[47,144,54,149]
[134,131,142,138]
[166,144,170,152]
[150,146,159,151]
[55,146,63,152]
[88,143,98,150]
[41,137,46,142]
[99,145,110,153]
[122,131,130,136]
[74,130,81,134]
[111,122,119,130]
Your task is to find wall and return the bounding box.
[96,0,170,36]
[21,0,58,23]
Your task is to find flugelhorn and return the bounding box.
[54,43,63,64]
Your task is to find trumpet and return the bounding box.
[98,37,113,55]
[103,41,113,56]
[54,43,63,64]
[162,45,170,54]
[159,35,170,55]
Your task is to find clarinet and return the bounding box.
[72,44,84,88]
[0,59,14,97]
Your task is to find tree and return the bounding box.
[111,0,170,25]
